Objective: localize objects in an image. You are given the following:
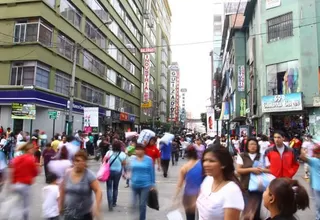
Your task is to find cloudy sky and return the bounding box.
[168,0,214,119]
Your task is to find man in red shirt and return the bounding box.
[144,137,161,171]
[265,130,299,178]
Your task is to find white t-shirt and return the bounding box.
[232,140,240,150]
[42,185,59,218]
[236,153,257,165]
[276,146,285,157]
[196,176,244,220]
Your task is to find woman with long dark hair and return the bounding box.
[236,137,269,220]
[263,178,309,220]
[196,145,244,220]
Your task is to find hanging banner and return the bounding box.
[143,54,150,102]
[11,103,36,119]
[83,107,99,133]
[169,70,177,121]
[240,99,246,117]
[207,107,215,137]
[238,65,245,92]
[175,70,180,122]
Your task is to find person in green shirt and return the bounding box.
[124,139,137,188]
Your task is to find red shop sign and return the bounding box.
[120,112,129,121]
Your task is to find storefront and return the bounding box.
[0,89,109,138]
[111,111,135,132]
[261,92,308,138]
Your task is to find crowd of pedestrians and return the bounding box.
[0,127,319,220]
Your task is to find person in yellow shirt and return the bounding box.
[51,135,60,152]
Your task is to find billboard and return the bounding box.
[207,107,215,137]
[83,107,99,133]
[169,70,178,121]
[11,103,36,120]
[143,54,150,102]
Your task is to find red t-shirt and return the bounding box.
[11,154,38,185]
[145,145,160,163]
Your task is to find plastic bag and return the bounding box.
[147,189,159,210]
[137,129,155,145]
[248,172,275,192]
[125,132,138,139]
[159,133,175,145]
[167,210,183,220]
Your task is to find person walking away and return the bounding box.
[99,136,110,161]
[160,141,171,177]
[171,138,180,165]
[130,143,155,220]
[194,138,205,159]
[236,138,269,220]
[41,143,56,183]
[105,140,127,211]
[145,137,161,171]
[300,144,320,219]
[173,145,203,220]
[86,133,94,156]
[10,142,40,220]
[263,178,309,220]
[59,150,102,220]
[264,130,299,178]
[39,131,48,151]
[51,135,60,152]
[232,135,241,154]
[124,139,137,188]
[301,134,314,179]
[42,173,60,220]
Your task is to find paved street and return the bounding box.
[27,159,316,220]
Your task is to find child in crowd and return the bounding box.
[42,172,60,220]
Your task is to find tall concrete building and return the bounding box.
[0,0,147,136]
[140,0,172,127]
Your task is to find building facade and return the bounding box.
[0,0,145,136]
[242,0,320,139]
[140,0,172,127]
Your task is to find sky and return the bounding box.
[168,0,214,119]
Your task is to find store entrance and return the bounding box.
[13,119,23,134]
[271,113,308,138]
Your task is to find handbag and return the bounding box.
[97,152,120,182]
[248,160,275,192]
[147,189,160,211]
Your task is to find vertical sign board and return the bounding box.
[238,65,245,92]
[207,107,215,137]
[143,54,150,102]
[83,107,99,133]
[169,70,177,121]
[175,70,180,122]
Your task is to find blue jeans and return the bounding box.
[314,190,320,220]
[132,186,150,220]
[106,170,122,207]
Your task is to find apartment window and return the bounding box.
[81,83,103,105]
[214,15,222,22]
[57,33,74,60]
[10,61,49,89]
[83,50,105,77]
[214,24,222,35]
[117,51,123,64]
[60,0,82,29]
[85,19,106,50]
[267,12,293,42]
[114,96,121,109]
[35,63,50,89]
[116,74,122,87]
[108,42,118,60]
[107,68,116,84]
[14,19,53,46]
[55,71,71,95]
[111,0,124,19]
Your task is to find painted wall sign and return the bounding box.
[261,93,303,113]
[238,65,245,92]
[266,0,281,9]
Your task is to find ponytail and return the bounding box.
[269,178,309,217]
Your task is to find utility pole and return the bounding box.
[67,43,78,135]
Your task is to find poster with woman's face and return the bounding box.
[208,116,213,129]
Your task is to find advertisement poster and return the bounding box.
[83,107,99,133]
[11,103,36,119]
[261,93,303,113]
[207,108,215,137]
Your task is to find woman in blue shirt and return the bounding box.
[130,143,155,220]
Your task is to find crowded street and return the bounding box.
[24,158,316,220]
